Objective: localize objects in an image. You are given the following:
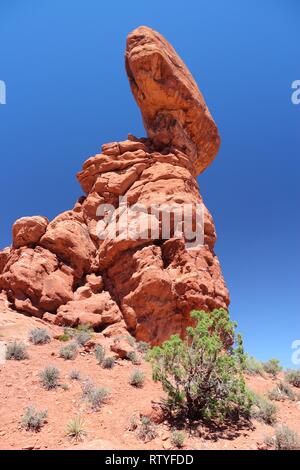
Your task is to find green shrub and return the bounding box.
[61,383,70,391]
[69,369,81,380]
[250,393,277,424]
[66,416,87,442]
[244,354,264,376]
[40,366,60,390]
[87,387,110,411]
[129,369,145,388]
[57,334,71,342]
[268,382,296,401]
[274,425,300,450]
[263,359,282,377]
[102,357,115,369]
[148,309,252,421]
[59,342,78,360]
[170,430,185,448]
[94,344,105,364]
[21,406,48,431]
[285,369,300,388]
[28,328,51,345]
[127,351,141,365]
[6,341,29,360]
[136,416,157,442]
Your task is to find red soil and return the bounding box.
[0,310,299,450]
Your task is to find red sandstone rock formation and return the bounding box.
[0,26,229,344]
[125,26,220,175]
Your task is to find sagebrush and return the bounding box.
[136,416,157,442]
[127,351,141,365]
[171,430,185,448]
[69,369,81,380]
[102,357,115,369]
[129,369,145,388]
[6,341,28,361]
[268,381,296,402]
[40,366,60,390]
[28,328,51,345]
[274,425,300,450]
[59,342,78,360]
[285,369,300,388]
[94,344,106,364]
[21,406,48,431]
[82,381,109,411]
[250,393,277,424]
[75,330,92,346]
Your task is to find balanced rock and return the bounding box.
[125,26,220,175]
[0,26,229,343]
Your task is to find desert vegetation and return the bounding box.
[262,358,282,378]
[250,393,277,424]
[66,416,87,442]
[285,369,300,388]
[6,341,29,361]
[129,369,145,388]
[69,369,81,381]
[102,356,115,369]
[21,406,48,431]
[170,430,185,448]
[148,309,252,422]
[127,351,141,365]
[268,381,297,402]
[40,366,60,390]
[244,355,264,376]
[136,416,157,442]
[28,328,51,345]
[1,310,299,451]
[87,386,110,411]
[265,425,300,450]
[94,344,106,364]
[137,341,150,355]
[59,342,78,360]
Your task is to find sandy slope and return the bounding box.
[0,309,299,450]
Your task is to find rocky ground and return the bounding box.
[1,308,299,451]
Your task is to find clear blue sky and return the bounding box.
[0,0,299,367]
